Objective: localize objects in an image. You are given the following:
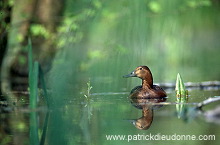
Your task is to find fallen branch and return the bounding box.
[196,97,220,109]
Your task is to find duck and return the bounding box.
[123,66,167,99]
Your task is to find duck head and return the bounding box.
[123,66,153,85]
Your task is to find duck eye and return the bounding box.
[139,67,143,70]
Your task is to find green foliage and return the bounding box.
[30,24,50,38]
[8,0,14,6]
[57,16,84,47]
[186,0,211,8]
[16,33,25,42]
[0,0,13,37]
[148,1,161,13]
[18,55,27,65]
[57,0,102,48]
[88,50,102,59]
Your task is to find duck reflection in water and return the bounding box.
[124,66,167,130]
[129,98,166,130]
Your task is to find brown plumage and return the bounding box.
[124,66,167,99]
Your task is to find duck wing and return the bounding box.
[130,85,142,94]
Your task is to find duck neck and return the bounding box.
[142,79,153,89]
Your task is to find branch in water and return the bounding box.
[197,97,220,109]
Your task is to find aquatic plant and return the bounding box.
[28,39,49,108]
[175,73,188,98]
[83,79,93,120]
[28,39,49,145]
[28,39,38,109]
[175,73,188,119]
[84,79,93,100]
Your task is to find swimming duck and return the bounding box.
[123,66,166,99]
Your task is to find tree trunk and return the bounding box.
[34,0,65,71]
[0,0,12,97]
[1,0,37,104]
[0,0,65,104]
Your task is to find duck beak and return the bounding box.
[126,119,136,125]
[123,71,137,78]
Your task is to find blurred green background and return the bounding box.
[49,0,220,96]
[1,0,220,95]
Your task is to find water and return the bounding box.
[1,88,220,145]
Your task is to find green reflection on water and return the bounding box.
[1,90,220,145]
[46,90,220,145]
